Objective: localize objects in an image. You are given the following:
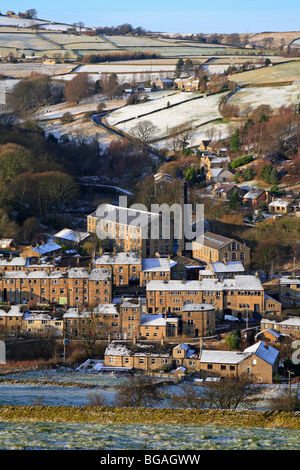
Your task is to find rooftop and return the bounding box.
[89,203,159,227]
[95,252,141,265]
[54,228,90,243]
[194,231,233,249]
[211,261,245,273]
[31,242,62,256]
[141,257,170,272]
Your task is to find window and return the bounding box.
[207,364,213,369]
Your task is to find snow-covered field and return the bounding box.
[74,63,176,74]
[109,92,228,141]
[228,84,300,113]
[0,32,55,50]
[107,91,200,125]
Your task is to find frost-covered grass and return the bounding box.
[230,61,300,86]
[107,91,200,126]
[0,32,55,51]
[228,84,300,113]
[74,63,176,73]
[0,421,299,450]
[112,92,228,141]
[40,33,114,46]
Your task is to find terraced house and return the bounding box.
[94,251,141,287]
[279,276,300,308]
[146,275,264,320]
[192,231,251,270]
[104,340,279,383]
[0,267,112,307]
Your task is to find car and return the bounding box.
[224,314,239,322]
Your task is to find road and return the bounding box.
[91,113,163,161]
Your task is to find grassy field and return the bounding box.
[228,84,300,113]
[230,60,300,86]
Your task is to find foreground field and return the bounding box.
[0,419,299,450]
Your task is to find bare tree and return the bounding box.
[202,372,263,410]
[168,123,195,152]
[130,120,157,143]
[114,374,161,407]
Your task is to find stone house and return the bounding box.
[198,341,279,384]
[212,183,245,200]
[104,341,174,372]
[94,252,141,287]
[243,188,273,209]
[0,306,23,335]
[151,78,174,90]
[206,168,234,183]
[192,231,251,270]
[20,242,62,261]
[103,340,279,383]
[119,297,142,340]
[279,276,300,309]
[268,198,294,215]
[181,303,215,337]
[87,204,174,258]
[139,314,178,340]
[264,294,282,316]
[140,257,171,286]
[0,267,112,307]
[260,317,300,339]
[22,310,63,336]
[146,274,264,320]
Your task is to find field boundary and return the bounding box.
[0,406,299,429]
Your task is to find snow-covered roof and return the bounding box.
[64,308,91,319]
[105,342,172,358]
[261,317,300,328]
[146,275,262,292]
[244,340,279,365]
[68,267,111,280]
[31,242,62,255]
[140,314,178,326]
[64,304,118,318]
[182,303,215,311]
[279,276,300,285]
[89,203,159,227]
[93,304,118,315]
[200,349,250,364]
[146,279,202,291]
[0,306,22,317]
[95,252,141,265]
[142,258,170,272]
[54,228,90,243]
[223,275,263,291]
[269,199,292,207]
[0,257,26,267]
[24,311,56,321]
[3,270,63,279]
[211,261,245,273]
[243,188,265,199]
